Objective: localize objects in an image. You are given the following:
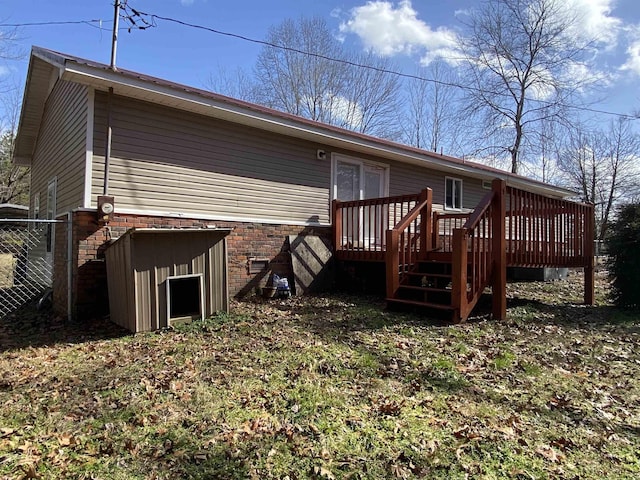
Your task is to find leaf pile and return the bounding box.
[0,270,638,479]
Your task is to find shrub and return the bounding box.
[606,204,640,308]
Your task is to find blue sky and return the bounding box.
[2,0,640,123]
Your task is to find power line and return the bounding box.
[2,9,636,121]
[118,5,638,121]
[0,20,106,28]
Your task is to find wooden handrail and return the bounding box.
[335,193,420,209]
[385,188,432,299]
[451,179,505,322]
[394,198,430,232]
[463,191,494,230]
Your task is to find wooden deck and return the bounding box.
[332,179,595,322]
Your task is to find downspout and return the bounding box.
[67,211,73,321]
[103,87,113,195]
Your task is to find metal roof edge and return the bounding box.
[28,47,576,199]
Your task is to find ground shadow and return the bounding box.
[0,302,129,353]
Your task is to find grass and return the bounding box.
[0,254,15,289]
[0,270,639,479]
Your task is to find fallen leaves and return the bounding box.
[0,270,638,478]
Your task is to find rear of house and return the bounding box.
[12,47,584,329]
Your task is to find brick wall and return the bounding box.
[57,211,331,320]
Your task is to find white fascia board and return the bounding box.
[62,63,574,199]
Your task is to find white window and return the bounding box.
[332,155,388,201]
[33,193,40,219]
[445,177,462,210]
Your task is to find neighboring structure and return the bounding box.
[13,47,592,327]
[0,204,28,220]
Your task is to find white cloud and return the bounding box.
[566,0,622,48]
[180,0,195,6]
[339,0,460,65]
[621,36,640,76]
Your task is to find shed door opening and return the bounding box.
[166,274,204,324]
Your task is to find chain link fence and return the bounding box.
[0,220,60,319]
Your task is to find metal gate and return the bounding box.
[0,219,62,319]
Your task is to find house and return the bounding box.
[12,46,594,329]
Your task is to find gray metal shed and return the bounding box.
[104,228,231,332]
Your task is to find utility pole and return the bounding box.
[110,0,120,71]
[103,0,120,198]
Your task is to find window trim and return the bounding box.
[330,153,389,202]
[444,176,463,211]
[33,192,40,219]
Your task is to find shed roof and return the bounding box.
[106,227,233,250]
[0,203,29,219]
[15,46,575,199]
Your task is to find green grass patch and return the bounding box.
[1,271,638,479]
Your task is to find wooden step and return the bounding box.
[398,285,451,293]
[404,271,452,279]
[386,298,455,311]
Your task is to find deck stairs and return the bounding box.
[387,258,460,316]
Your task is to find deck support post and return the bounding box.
[451,229,468,323]
[419,188,433,258]
[491,179,507,320]
[584,203,595,305]
[385,229,400,299]
[332,199,342,254]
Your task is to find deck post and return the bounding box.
[332,199,342,254]
[451,228,468,322]
[385,229,400,299]
[419,188,433,257]
[491,179,507,320]
[584,203,595,305]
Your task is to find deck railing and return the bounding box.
[451,179,506,321]
[332,193,420,261]
[505,187,593,268]
[432,212,470,252]
[384,189,432,298]
[333,178,595,319]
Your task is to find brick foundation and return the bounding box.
[55,211,332,320]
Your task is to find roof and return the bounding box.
[14,46,575,198]
[0,203,29,219]
[106,227,233,250]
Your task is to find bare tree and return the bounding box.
[404,61,463,154]
[460,0,598,174]
[254,17,345,122]
[203,65,258,102]
[252,17,401,138]
[339,51,402,138]
[558,119,640,240]
[0,85,29,205]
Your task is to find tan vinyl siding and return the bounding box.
[389,163,487,211]
[92,93,331,224]
[92,92,497,224]
[30,81,88,216]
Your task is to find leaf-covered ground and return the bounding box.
[0,270,638,479]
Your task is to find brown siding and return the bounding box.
[92,93,331,224]
[30,80,88,216]
[91,93,495,226]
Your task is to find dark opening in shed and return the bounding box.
[167,274,203,322]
